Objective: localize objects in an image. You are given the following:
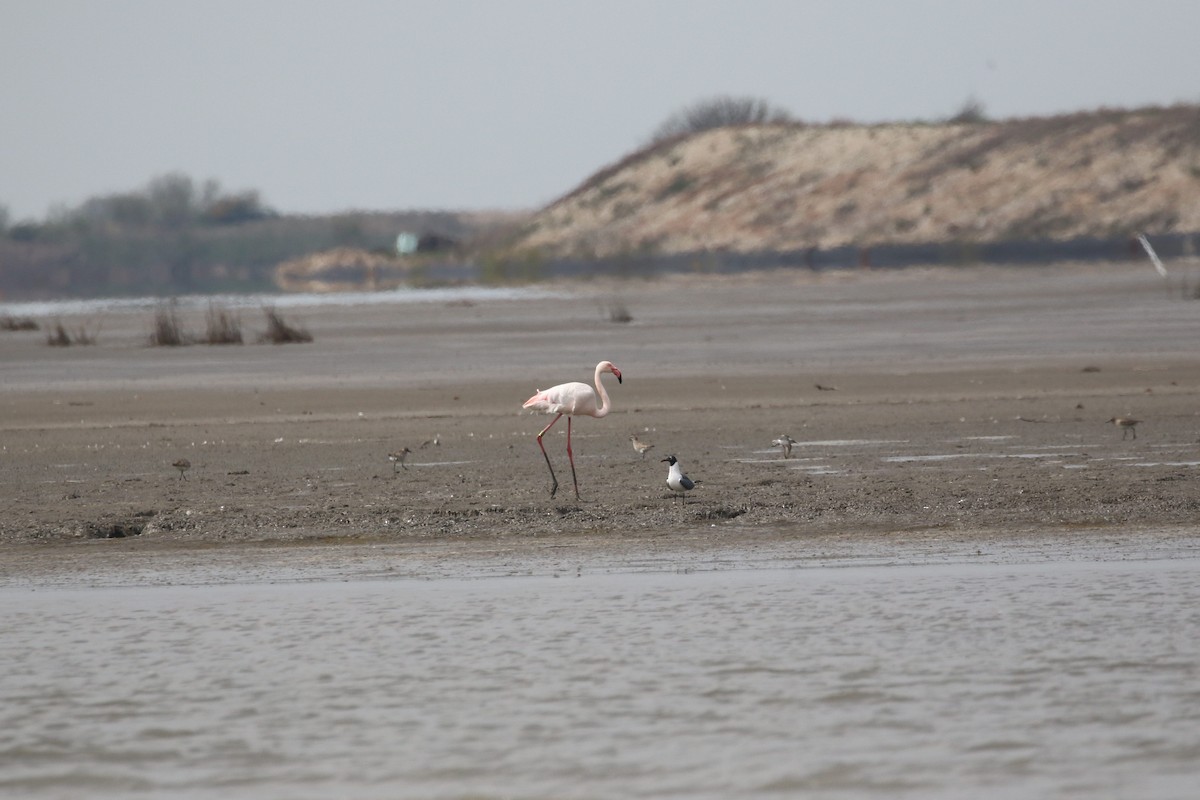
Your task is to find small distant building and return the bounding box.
[396,232,419,255]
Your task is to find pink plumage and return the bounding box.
[522,382,600,417]
[522,360,622,499]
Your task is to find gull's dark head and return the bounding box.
[661,455,678,466]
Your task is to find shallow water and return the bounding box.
[0,285,560,318]
[3,546,1199,799]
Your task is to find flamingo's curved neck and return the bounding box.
[592,364,613,418]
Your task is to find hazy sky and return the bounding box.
[4,0,1199,221]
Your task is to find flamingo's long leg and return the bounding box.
[536,413,563,498]
[566,416,579,499]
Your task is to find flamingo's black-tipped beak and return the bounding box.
[612,366,623,384]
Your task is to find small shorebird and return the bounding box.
[1107,417,1141,440]
[172,458,191,480]
[661,455,695,504]
[630,434,654,459]
[388,447,413,473]
[771,434,797,459]
[419,434,440,449]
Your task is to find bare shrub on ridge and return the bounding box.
[649,95,792,144]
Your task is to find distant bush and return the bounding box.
[948,95,990,124]
[202,191,272,225]
[0,315,38,331]
[7,222,41,242]
[203,303,243,344]
[149,304,190,346]
[649,95,792,143]
[258,308,312,344]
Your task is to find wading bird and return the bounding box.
[772,434,797,459]
[388,447,412,473]
[630,434,654,459]
[661,455,695,504]
[172,458,191,480]
[1107,416,1141,440]
[522,360,622,499]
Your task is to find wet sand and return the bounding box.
[3,262,1200,574]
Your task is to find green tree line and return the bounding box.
[0,174,477,300]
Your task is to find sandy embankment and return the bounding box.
[2,262,1199,571]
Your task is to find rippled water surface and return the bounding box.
[4,549,1200,799]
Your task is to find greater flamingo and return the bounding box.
[522,360,622,499]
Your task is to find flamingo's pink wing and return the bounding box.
[522,389,556,413]
[523,382,596,415]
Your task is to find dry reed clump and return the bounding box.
[148,305,190,346]
[68,322,97,345]
[0,315,39,331]
[46,322,71,347]
[148,303,308,346]
[258,307,312,344]
[46,320,97,346]
[203,303,243,344]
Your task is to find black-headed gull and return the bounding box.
[661,454,695,504]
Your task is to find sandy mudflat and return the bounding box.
[3,262,1200,572]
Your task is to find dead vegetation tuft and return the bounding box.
[46,320,98,346]
[144,303,310,346]
[258,307,312,344]
[0,315,39,331]
[605,298,634,323]
[203,303,243,344]
[149,304,190,346]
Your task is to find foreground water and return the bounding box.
[3,541,1199,799]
